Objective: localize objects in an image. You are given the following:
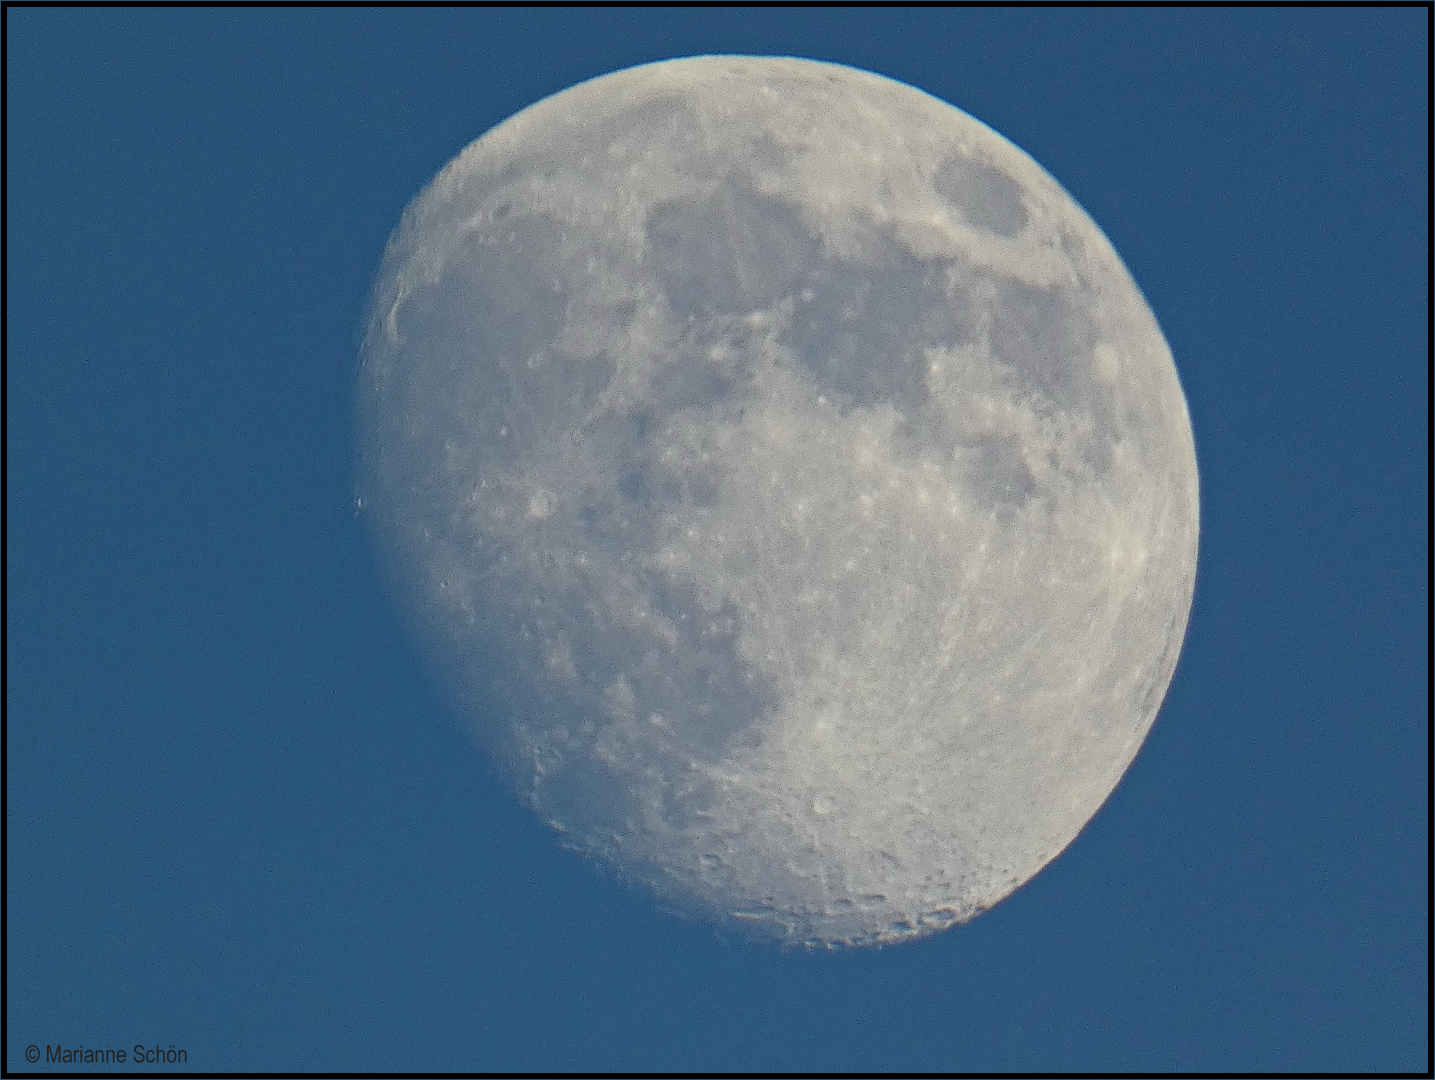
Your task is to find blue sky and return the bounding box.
[6,8,1427,1073]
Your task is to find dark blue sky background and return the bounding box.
[7,8,1427,1073]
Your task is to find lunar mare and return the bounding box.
[357,57,1199,946]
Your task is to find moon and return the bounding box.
[356,56,1199,947]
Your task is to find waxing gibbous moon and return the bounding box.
[356,56,1199,947]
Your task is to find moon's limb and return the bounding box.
[357,56,1199,946]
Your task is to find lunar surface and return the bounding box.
[356,56,1199,947]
